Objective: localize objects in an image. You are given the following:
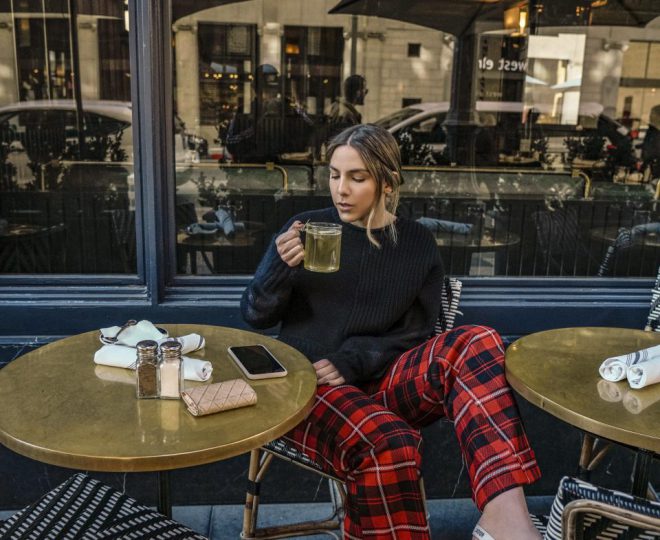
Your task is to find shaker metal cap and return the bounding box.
[160,339,182,355]
[136,339,159,353]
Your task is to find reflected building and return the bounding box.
[0,0,659,279]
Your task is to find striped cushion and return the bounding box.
[530,513,549,537]
[544,476,660,540]
[264,438,325,474]
[0,473,207,540]
[435,277,462,335]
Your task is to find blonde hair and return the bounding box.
[327,124,404,247]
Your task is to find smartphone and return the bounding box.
[227,345,288,380]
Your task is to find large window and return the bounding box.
[169,0,660,279]
[1,1,660,279]
[0,1,133,274]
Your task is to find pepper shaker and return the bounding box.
[159,340,184,399]
[135,340,159,399]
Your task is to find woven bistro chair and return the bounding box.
[544,476,660,540]
[241,277,463,539]
[644,265,660,331]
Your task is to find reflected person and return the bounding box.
[326,74,368,139]
[642,104,660,179]
[226,64,313,163]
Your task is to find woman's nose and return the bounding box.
[337,176,350,194]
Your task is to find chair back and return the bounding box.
[110,209,136,273]
[532,206,592,276]
[435,276,462,335]
[645,265,660,331]
[596,227,634,277]
[544,476,660,540]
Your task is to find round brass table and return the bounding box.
[0,324,316,516]
[506,327,660,495]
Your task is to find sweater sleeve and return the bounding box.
[325,260,445,384]
[240,235,299,329]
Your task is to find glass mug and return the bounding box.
[303,222,342,272]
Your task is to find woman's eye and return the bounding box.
[329,175,339,180]
[352,177,365,182]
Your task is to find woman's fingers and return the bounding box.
[313,360,345,386]
[318,373,346,386]
[276,221,305,267]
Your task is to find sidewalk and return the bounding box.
[152,496,553,539]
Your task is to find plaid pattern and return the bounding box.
[283,325,541,539]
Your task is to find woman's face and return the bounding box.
[329,145,387,228]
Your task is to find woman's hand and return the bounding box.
[276,220,305,268]
[313,359,345,386]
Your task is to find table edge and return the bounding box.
[0,391,315,472]
[505,328,660,454]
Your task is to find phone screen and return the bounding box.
[229,345,286,375]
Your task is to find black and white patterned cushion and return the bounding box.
[0,473,207,540]
[435,277,463,335]
[544,476,660,540]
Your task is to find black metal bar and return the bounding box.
[158,470,172,518]
[67,0,86,160]
[631,450,653,497]
[130,0,175,301]
[350,16,357,76]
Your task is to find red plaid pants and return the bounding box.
[282,325,541,539]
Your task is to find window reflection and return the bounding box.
[0,1,134,274]
[171,0,660,278]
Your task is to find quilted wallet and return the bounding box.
[181,379,257,416]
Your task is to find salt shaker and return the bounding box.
[135,340,159,399]
[159,340,184,399]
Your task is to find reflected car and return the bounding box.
[374,101,633,165]
[374,102,450,156]
[0,100,207,177]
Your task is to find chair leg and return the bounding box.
[578,434,610,480]
[242,448,275,539]
[242,453,344,539]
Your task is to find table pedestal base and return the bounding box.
[158,470,171,518]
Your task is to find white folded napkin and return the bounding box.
[628,356,660,390]
[100,320,166,347]
[94,345,213,382]
[156,334,205,355]
[598,344,660,384]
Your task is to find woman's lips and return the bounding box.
[337,203,353,211]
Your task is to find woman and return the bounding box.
[241,124,541,540]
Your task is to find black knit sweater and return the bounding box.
[241,207,445,385]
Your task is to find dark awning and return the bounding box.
[0,0,254,22]
[329,0,518,35]
[172,1,253,23]
[329,0,660,35]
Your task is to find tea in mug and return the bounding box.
[304,223,342,272]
